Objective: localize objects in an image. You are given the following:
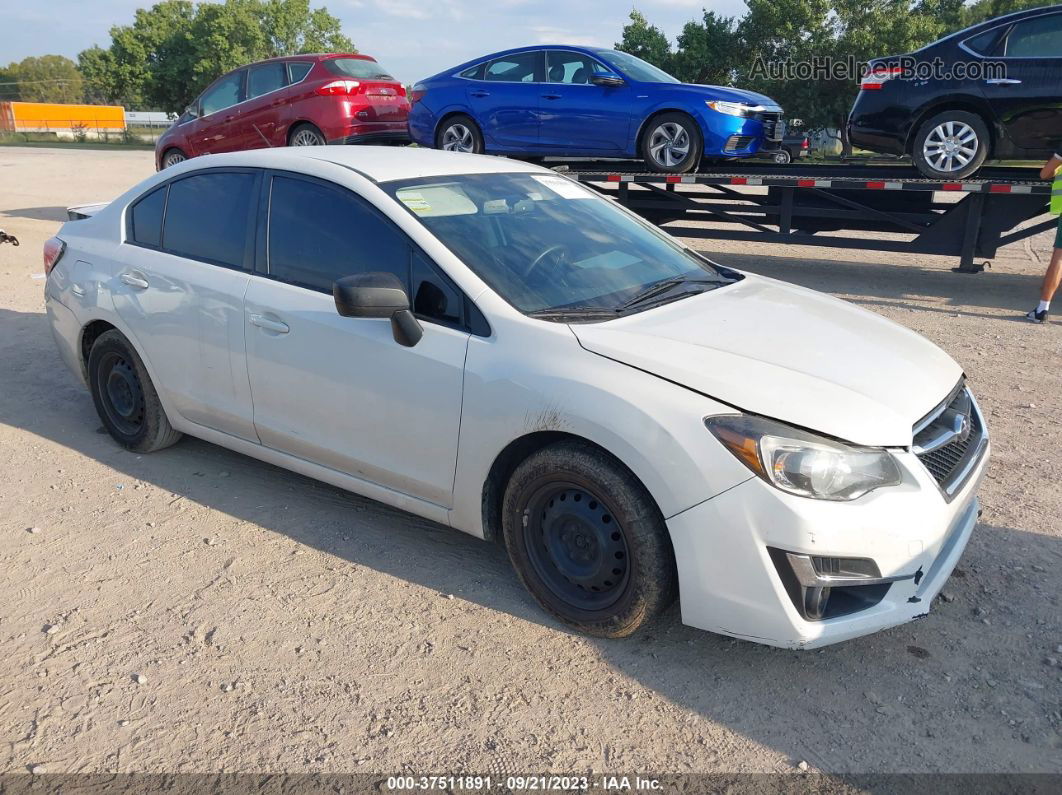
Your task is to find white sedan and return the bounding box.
[43,146,988,648]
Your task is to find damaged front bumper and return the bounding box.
[667,444,988,649]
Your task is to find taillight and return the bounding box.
[43,236,66,275]
[316,79,361,96]
[410,82,427,105]
[860,66,902,91]
[802,137,809,149]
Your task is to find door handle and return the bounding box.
[541,93,562,100]
[71,284,86,297]
[249,313,290,334]
[984,78,1022,85]
[470,90,490,98]
[120,271,149,290]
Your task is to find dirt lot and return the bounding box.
[1,146,1060,777]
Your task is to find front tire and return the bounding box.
[161,148,187,169]
[911,110,989,179]
[435,114,483,153]
[88,330,182,453]
[640,112,702,174]
[502,440,677,638]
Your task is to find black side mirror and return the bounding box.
[590,71,624,87]
[333,272,423,347]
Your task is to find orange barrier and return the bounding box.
[0,102,125,132]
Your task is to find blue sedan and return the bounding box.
[408,46,785,173]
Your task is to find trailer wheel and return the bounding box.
[640,112,702,174]
[911,111,989,179]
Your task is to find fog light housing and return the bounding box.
[768,548,917,621]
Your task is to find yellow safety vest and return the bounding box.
[1053,165,1062,215]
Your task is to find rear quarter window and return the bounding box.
[162,172,257,269]
[129,186,166,248]
[287,61,313,83]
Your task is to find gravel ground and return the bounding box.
[0,146,1059,777]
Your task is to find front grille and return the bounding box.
[759,113,784,141]
[913,384,987,498]
[724,135,755,152]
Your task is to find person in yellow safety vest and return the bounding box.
[1026,152,1062,323]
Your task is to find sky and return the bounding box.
[1,0,751,85]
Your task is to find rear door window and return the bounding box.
[287,61,313,83]
[1005,13,1062,57]
[200,71,245,116]
[486,52,542,82]
[129,185,166,248]
[266,175,409,292]
[459,63,486,80]
[248,63,287,99]
[162,171,257,269]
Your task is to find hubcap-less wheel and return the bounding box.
[647,122,691,169]
[922,121,978,173]
[440,123,475,152]
[774,150,791,165]
[163,150,186,168]
[97,351,145,436]
[291,128,324,146]
[524,485,631,611]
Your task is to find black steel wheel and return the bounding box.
[502,440,677,637]
[88,330,182,453]
[523,483,631,611]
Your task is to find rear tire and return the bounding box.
[911,110,989,179]
[435,114,483,154]
[773,149,792,165]
[502,440,677,638]
[88,330,182,453]
[289,123,326,147]
[640,112,702,174]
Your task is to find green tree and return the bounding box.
[671,11,740,85]
[0,64,20,101]
[615,10,673,72]
[78,0,354,112]
[2,56,84,104]
[963,0,1046,26]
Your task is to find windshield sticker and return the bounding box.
[396,185,477,217]
[531,174,594,200]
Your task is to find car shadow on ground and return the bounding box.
[0,206,71,222]
[2,305,1059,775]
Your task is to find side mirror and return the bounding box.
[333,272,423,347]
[590,71,624,87]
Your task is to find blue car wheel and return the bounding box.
[640,112,702,174]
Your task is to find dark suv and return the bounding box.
[848,5,1062,179]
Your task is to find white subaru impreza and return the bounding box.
[44,146,988,649]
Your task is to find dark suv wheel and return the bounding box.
[911,110,989,179]
[88,330,182,453]
[502,440,677,637]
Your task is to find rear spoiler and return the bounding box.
[67,201,110,220]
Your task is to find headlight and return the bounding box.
[705,415,902,501]
[706,100,759,117]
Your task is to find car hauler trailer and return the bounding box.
[555,163,1054,274]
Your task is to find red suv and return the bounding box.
[155,54,410,170]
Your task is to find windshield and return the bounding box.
[323,57,395,80]
[383,172,737,316]
[595,50,680,84]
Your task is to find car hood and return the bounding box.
[570,275,962,447]
[661,83,781,110]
